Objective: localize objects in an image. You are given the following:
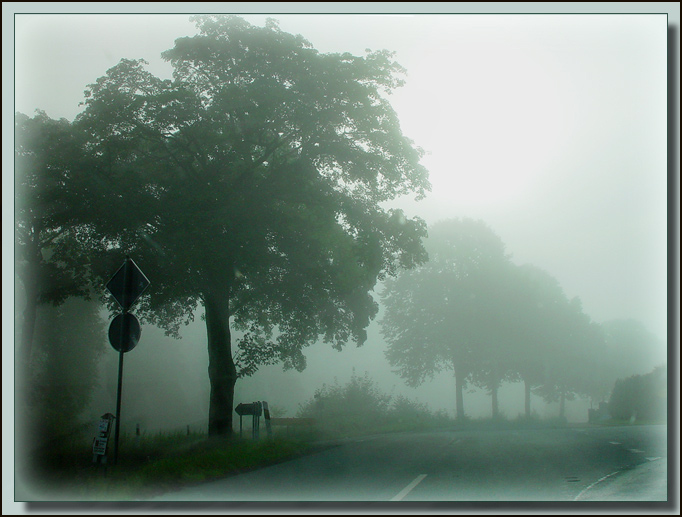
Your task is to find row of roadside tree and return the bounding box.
[379,218,665,421]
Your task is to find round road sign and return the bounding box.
[108,313,141,353]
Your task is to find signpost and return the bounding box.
[106,256,149,465]
[92,413,115,464]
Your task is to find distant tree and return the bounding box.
[14,112,95,374]
[563,318,665,411]
[381,218,513,420]
[464,259,522,419]
[534,297,607,418]
[602,319,666,380]
[74,15,429,436]
[506,264,573,418]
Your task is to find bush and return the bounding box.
[297,372,451,437]
[608,366,666,422]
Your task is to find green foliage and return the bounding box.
[23,298,107,445]
[70,14,430,434]
[15,112,99,372]
[22,428,312,500]
[75,15,429,349]
[505,267,609,418]
[608,366,667,422]
[381,218,512,381]
[380,218,515,418]
[296,371,450,437]
[379,217,635,420]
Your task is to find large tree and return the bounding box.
[26,298,107,442]
[381,218,513,420]
[75,15,430,436]
[15,112,95,375]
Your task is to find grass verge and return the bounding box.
[19,432,318,501]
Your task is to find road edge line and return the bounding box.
[573,468,627,501]
[391,474,427,501]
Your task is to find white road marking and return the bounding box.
[574,469,625,501]
[628,449,645,454]
[391,474,427,501]
[609,441,621,445]
[645,457,662,462]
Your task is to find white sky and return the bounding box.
[3,4,679,513]
[7,7,672,339]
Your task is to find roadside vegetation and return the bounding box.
[18,368,665,501]
[608,366,667,423]
[296,371,451,440]
[20,430,316,501]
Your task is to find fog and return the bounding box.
[4,4,677,508]
[91,316,598,436]
[9,10,669,339]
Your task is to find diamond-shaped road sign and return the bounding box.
[106,257,150,312]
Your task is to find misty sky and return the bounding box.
[3,6,679,514]
[9,9,670,341]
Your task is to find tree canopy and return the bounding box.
[15,111,96,372]
[71,15,430,435]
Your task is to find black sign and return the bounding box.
[106,257,150,311]
[108,313,141,353]
[235,402,262,416]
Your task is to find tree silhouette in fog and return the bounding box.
[15,112,95,374]
[73,15,430,436]
[380,218,623,420]
[381,218,513,420]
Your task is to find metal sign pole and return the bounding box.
[112,258,131,466]
[112,348,124,465]
[104,256,149,467]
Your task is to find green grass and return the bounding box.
[590,418,667,427]
[23,413,640,501]
[19,431,317,501]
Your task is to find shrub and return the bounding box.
[608,366,666,422]
[297,372,451,436]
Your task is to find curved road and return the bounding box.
[149,424,668,502]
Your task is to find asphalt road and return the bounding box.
[149,424,668,502]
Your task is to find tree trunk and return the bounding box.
[488,366,500,419]
[453,361,465,421]
[559,390,566,419]
[524,377,531,418]
[21,285,38,371]
[491,383,499,419]
[19,255,40,376]
[205,292,237,437]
